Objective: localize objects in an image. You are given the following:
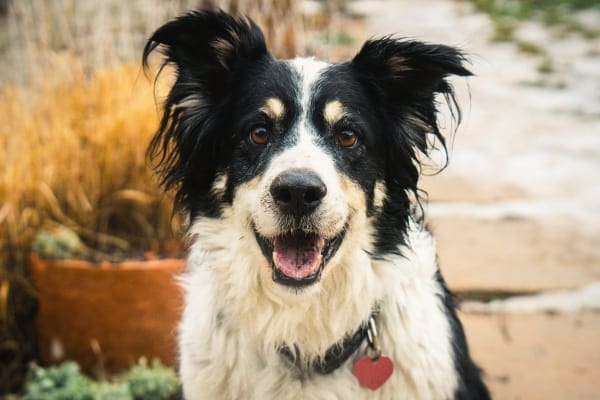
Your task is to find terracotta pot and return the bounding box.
[29,254,185,375]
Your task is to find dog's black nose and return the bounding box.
[270,169,327,216]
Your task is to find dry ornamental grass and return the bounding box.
[0,63,179,269]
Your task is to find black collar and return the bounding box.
[278,314,373,375]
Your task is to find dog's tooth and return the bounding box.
[316,253,323,267]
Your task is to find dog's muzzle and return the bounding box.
[254,169,345,288]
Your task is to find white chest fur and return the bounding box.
[178,220,458,400]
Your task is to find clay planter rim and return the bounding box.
[29,253,184,270]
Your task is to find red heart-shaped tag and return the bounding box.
[353,355,394,390]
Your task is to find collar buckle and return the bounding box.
[366,314,382,360]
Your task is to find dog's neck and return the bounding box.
[278,311,375,375]
[187,213,385,360]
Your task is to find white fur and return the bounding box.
[178,58,458,399]
[251,58,349,240]
[289,57,329,110]
[179,217,457,399]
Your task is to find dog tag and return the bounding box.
[353,355,394,390]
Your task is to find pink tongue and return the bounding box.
[273,234,324,279]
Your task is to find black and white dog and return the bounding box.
[144,10,490,400]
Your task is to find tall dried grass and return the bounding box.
[0,62,179,270]
[0,0,313,274]
[0,0,306,271]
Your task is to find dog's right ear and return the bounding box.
[143,10,270,217]
[143,9,270,99]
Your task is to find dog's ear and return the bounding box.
[351,38,471,166]
[143,9,270,99]
[143,10,270,217]
[352,39,471,253]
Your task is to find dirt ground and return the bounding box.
[344,1,600,398]
[463,312,600,400]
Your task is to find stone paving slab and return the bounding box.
[429,215,600,292]
[462,312,600,400]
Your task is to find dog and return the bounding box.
[143,9,490,400]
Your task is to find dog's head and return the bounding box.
[144,10,470,291]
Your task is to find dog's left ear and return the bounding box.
[142,10,271,216]
[351,38,472,158]
[143,9,270,100]
[352,38,471,253]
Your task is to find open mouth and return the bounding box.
[254,228,346,288]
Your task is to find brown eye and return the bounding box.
[250,126,270,145]
[337,130,358,148]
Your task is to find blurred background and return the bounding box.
[0,0,598,398]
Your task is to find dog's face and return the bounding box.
[225,57,385,288]
[144,10,470,290]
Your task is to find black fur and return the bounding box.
[349,38,472,255]
[143,10,273,218]
[435,270,491,399]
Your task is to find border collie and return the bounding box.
[143,9,490,400]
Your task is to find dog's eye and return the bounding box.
[249,126,270,145]
[337,130,358,148]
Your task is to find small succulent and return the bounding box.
[24,359,180,400]
[93,382,131,400]
[31,226,84,260]
[126,358,180,400]
[24,362,94,400]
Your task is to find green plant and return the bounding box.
[537,58,555,74]
[31,226,85,260]
[465,0,600,41]
[24,360,180,400]
[126,358,180,400]
[24,362,95,400]
[491,16,517,41]
[94,382,131,400]
[515,40,546,56]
